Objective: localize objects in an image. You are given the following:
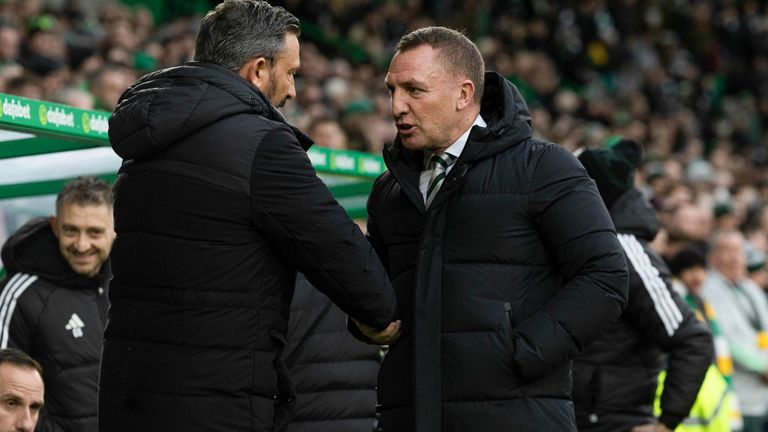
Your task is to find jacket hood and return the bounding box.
[384,72,533,167]
[462,71,533,162]
[109,61,313,160]
[1,218,108,289]
[609,188,660,241]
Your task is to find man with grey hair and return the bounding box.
[99,1,398,431]
[701,230,768,432]
[357,26,628,431]
[0,176,113,432]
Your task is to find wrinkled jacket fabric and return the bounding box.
[364,72,629,432]
[99,62,397,432]
[0,217,109,432]
[573,188,713,431]
[284,274,380,432]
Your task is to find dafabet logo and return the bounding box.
[0,98,32,120]
[81,112,109,134]
[40,105,75,128]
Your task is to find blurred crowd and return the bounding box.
[2,0,768,271]
[3,0,768,428]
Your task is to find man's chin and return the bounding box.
[400,138,424,151]
[69,262,99,277]
[271,97,286,109]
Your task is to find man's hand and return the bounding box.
[630,422,673,432]
[354,319,402,345]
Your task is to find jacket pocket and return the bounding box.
[500,302,524,380]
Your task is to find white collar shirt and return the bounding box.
[419,114,486,202]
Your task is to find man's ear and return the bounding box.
[457,79,475,111]
[238,57,270,90]
[49,215,59,238]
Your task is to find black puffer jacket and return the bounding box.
[284,274,380,432]
[99,62,397,432]
[364,73,629,432]
[0,217,109,432]
[573,188,713,431]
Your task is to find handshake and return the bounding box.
[353,319,402,345]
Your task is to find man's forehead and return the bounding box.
[389,47,433,70]
[387,46,448,82]
[57,203,113,227]
[0,365,43,400]
[277,33,300,63]
[58,203,111,216]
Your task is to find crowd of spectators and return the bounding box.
[278,0,768,291]
[2,0,768,273]
[0,0,768,258]
[3,0,768,427]
[0,0,768,286]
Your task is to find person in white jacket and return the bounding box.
[701,230,768,432]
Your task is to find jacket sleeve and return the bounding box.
[249,126,397,330]
[364,177,389,273]
[514,143,629,380]
[346,174,391,343]
[619,235,713,430]
[0,273,40,352]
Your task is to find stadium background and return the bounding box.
[1,0,768,270]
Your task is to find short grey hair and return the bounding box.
[395,26,485,103]
[194,0,300,72]
[708,229,744,253]
[56,176,113,214]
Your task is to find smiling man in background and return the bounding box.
[0,176,114,432]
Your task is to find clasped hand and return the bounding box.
[354,319,402,345]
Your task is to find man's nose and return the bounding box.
[15,409,35,432]
[75,234,90,252]
[391,91,408,117]
[287,79,296,100]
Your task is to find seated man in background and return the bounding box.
[666,247,743,431]
[701,230,768,432]
[0,348,44,432]
[0,177,114,432]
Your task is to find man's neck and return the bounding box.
[435,108,482,154]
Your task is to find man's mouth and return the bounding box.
[73,255,94,263]
[397,123,415,134]
[70,250,96,261]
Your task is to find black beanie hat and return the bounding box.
[577,139,644,208]
[668,247,707,277]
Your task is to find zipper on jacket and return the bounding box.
[504,302,513,333]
